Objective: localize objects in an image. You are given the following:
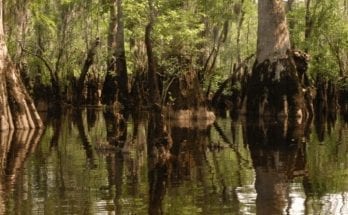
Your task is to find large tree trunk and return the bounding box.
[102,0,129,108]
[114,0,129,106]
[247,0,310,119]
[76,38,100,105]
[4,0,30,86]
[0,0,42,130]
[102,0,118,106]
[145,5,173,212]
[256,0,291,63]
[236,0,245,64]
[145,0,161,107]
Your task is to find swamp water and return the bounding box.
[0,109,347,214]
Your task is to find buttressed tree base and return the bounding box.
[0,0,42,130]
[247,0,311,119]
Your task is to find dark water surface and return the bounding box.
[0,109,347,214]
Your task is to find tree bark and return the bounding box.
[6,0,30,86]
[76,38,100,105]
[256,0,291,63]
[145,0,161,107]
[247,0,309,119]
[305,0,313,42]
[0,0,42,130]
[286,0,296,47]
[201,21,229,82]
[236,0,245,64]
[102,0,118,106]
[102,0,129,108]
[114,0,129,106]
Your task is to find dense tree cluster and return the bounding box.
[0,0,347,126]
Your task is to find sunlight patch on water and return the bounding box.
[316,193,348,215]
[236,183,257,215]
[287,183,306,215]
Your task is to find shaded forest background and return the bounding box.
[2,0,348,114]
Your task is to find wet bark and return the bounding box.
[76,38,100,105]
[247,51,311,119]
[0,57,43,131]
[86,74,102,106]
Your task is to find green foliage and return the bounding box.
[3,0,347,95]
[289,0,348,81]
[154,6,205,73]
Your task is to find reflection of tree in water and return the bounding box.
[104,110,128,148]
[102,110,128,214]
[304,117,348,213]
[147,114,215,214]
[147,111,172,215]
[74,109,95,168]
[170,126,209,182]
[86,108,98,129]
[49,114,62,149]
[244,118,308,215]
[0,129,43,214]
[97,109,149,214]
[314,108,338,142]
